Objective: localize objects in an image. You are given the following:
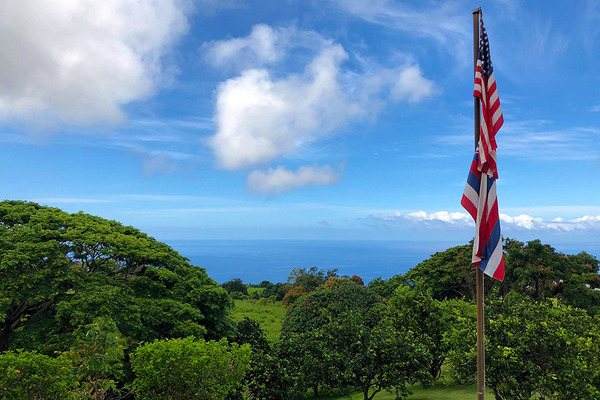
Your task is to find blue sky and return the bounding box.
[1,0,599,252]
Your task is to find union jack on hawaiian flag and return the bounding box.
[461,16,505,281]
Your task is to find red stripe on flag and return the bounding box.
[492,258,505,281]
[461,196,478,220]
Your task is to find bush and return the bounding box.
[222,278,249,296]
[0,350,78,400]
[130,337,251,400]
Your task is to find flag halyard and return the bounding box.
[462,17,505,282]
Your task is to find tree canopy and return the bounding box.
[0,200,233,353]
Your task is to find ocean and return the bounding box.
[166,239,600,285]
[166,240,464,284]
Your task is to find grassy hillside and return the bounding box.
[230,298,287,342]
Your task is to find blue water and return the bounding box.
[166,240,460,284]
[165,239,600,285]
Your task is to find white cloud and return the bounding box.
[590,105,600,112]
[207,25,438,172]
[391,65,436,103]
[204,24,280,68]
[373,210,473,229]
[204,24,285,70]
[501,214,600,232]
[204,24,330,71]
[327,0,467,43]
[209,45,362,169]
[0,0,189,129]
[371,210,600,232]
[246,165,343,195]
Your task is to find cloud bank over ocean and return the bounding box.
[371,210,600,232]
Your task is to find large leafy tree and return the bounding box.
[502,239,600,313]
[0,200,233,354]
[279,280,430,400]
[404,243,481,301]
[388,285,475,383]
[403,240,600,309]
[448,294,600,399]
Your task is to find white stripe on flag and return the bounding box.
[484,238,503,277]
[464,184,479,207]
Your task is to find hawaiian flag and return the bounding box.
[461,17,505,281]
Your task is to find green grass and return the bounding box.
[230,298,287,342]
[311,381,493,400]
[247,287,265,295]
[310,366,493,400]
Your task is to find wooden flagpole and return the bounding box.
[473,8,485,400]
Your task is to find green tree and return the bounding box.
[0,201,233,355]
[449,294,600,399]
[260,282,291,301]
[502,239,600,314]
[222,278,249,297]
[0,350,78,399]
[368,274,412,300]
[388,286,474,382]
[282,285,308,308]
[279,280,431,399]
[229,318,296,400]
[405,243,480,301]
[61,317,127,399]
[287,267,338,293]
[130,337,251,400]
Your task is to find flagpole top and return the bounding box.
[473,7,481,15]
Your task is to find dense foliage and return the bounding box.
[280,279,431,400]
[449,294,600,399]
[0,350,79,399]
[0,200,234,398]
[130,337,251,400]
[1,199,600,399]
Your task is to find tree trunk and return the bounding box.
[365,385,381,400]
[0,300,54,351]
[430,357,444,382]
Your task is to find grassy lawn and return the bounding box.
[230,298,287,342]
[311,381,493,400]
[311,366,494,400]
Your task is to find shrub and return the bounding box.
[130,337,251,400]
[0,350,78,400]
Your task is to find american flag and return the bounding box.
[461,16,505,281]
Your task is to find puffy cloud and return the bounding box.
[0,0,189,128]
[209,45,361,170]
[371,210,600,232]
[501,214,600,232]
[391,65,436,103]
[246,165,343,195]
[207,25,438,172]
[373,210,473,229]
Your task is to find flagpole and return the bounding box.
[473,8,485,400]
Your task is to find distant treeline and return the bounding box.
[1,200,599,400]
